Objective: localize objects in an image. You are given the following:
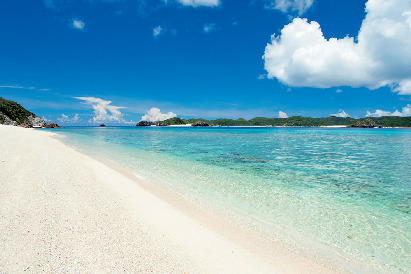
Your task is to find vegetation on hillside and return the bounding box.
[0,97,36,124]
[144,116,411,127]
[161,117,186,125]
[0,97,59,128]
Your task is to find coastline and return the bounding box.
[0,125,339,273]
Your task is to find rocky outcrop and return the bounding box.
[43,122,60,128]
[1,98,60,128]
[192,122,209,127]
[0,113,18,126]
[136,121,152,127]
[2,115,59,128]
[351,118,380,128]
[28,116,46,127]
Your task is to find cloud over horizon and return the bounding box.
[366,104,411,117]
[331,110,350,118]
[263,0,411,95]
[58,113,81,124]
[141,107,177,122]
[278,111,288,118]
[75,97,126,123]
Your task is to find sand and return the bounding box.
[0,125,336,273]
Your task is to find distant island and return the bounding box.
[137,116,411,128]
[0,97,59,128]
[1,97,410,128]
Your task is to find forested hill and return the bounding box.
[153,116,411,127]
[0,97,36,124]
[0,97,59,128]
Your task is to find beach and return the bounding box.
[0,125,338,273]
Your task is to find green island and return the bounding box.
[138,116,411,128]
[1,97,410,128]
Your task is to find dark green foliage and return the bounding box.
[159,116,411,127]
[0,97,36,124]
[369,116,411,127]
[161,117,186,125]
[351,118,377,128]
[136,121,152,126]
[192,121,209,126]
[184,118,209,125]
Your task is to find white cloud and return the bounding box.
[0,85,51,91]
[203,23,217,33]
[263,0,411,95]
[141,107,177,122]
[153,25,164,38]
[331,110,350,118]
[336,89,343,93]
[0,85,23,89]
[72,18,85,30]
[265,0,314,16]
[278,111,288,118]
[258,74,266,79]
[45,0,220,11]
[366,104,411,117]
[177,0,219,7]
[57,114,82,123]
[75,97,125,123]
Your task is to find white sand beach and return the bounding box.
[0,125,336,273]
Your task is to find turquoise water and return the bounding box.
[50,127,410,272]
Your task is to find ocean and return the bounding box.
[50,126,410,272]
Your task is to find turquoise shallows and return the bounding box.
[52,127,411,272]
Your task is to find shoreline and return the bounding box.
[0,126,276,273]
[0,125,386,272]
[49,124,411,128]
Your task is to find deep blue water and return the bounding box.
[49,126,411,272]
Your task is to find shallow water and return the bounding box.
[50,126,411,272]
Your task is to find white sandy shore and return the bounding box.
[0,125,336,273]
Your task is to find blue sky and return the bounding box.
[1,0,410,125]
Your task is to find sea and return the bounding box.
[49,126,410,272]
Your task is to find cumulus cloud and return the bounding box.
[278,111,288,118]
[331,110,350,118]
[153,25,164,38]
[177,0,219,7]
[263,0,411,95]
[265,0,314,16]
[71,18,85,30]
[141,107,177,122]
[75,97,125,123]
[57,114,81,123]
[203,23,217,33]
[366,104,411,117]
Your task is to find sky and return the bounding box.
[0,0,410,125]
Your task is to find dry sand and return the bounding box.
[0,125,336,273]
